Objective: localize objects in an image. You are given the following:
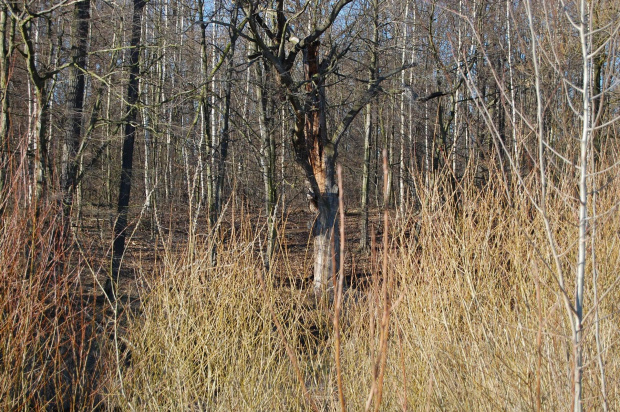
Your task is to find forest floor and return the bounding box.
[76,199,388,303]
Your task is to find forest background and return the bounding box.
[1,0,619,410]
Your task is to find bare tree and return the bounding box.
[107,0,147,299]
[453,0,620,408]
[243,0,408,294]
[5,1,70,203]
[254,41,278,269]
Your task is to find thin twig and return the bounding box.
[334,164,346,412]
[374,149,392,412]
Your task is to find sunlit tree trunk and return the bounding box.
[256,50,277,269]
[195,0,210,237]
[16,14,50,204]
[0,6,14,199]
[398,1,409,216]
[360,102,372,250]
[301,41,340,294]
[142,77,154,234]
[207,0,218,228]
[573,1,593,408]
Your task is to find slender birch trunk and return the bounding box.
[573,1,592,408]
[207,0,218,227]
[398,1,410,216]
[15,14,49,205]
[256,51,277,269]
[0,5,14,199]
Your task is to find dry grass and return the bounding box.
[105,170,620,411]
[2,166,619,410]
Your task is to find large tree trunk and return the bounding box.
[108,0,146,298]
[299,41,339,296]
[312,186,339,295]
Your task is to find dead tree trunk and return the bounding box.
[300,41,340,294]
[243,0,408,296]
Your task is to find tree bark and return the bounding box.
[61,0,90,226]
[360,0,380,250]
[360,102,372,250]
[0,5,14,199]
[256,50,277,270]
[301,41,340,295]
[15,13,50,204]
[108,0,146,298]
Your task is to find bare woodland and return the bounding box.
[1,0,619,410]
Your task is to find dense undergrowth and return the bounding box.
[0,187,104,410]
[115,172,620,410]
[2,169,619,410]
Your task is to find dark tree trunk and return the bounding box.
[61,0,90,224]
[361,0,379,249]
[212,41,235,227]
[108,0,146,298]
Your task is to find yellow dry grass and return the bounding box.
[106,171,620,411]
